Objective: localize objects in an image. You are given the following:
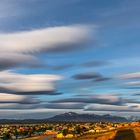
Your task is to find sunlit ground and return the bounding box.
[23,127,140,140]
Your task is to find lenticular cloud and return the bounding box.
[0,71,62,94]
[0,25,92,54]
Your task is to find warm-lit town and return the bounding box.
[0,121,140,140]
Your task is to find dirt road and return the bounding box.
[22,135,55,140]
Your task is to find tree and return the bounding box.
[62,129,68,136]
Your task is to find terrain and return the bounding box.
[23,127,140,140]
[0,112,129,124]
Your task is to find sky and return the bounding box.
[0,0,140,119]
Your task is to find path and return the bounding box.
[22,135,55,140]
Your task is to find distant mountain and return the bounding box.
[47,112,128,123]
[0,112,129,124]
[128,116,140,121]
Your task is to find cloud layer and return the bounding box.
[50,94,125,105]
[0,71,62,94]
[0,53,43,70]
[81,60,110,67]
[119,72,140,80]
[0,93,39,104]
[0,24,93,70]
[72,72,111,83]
[0,25,92,54]
[84,103,140,112]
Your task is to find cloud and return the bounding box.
[0,102,85,110]
[81,60,110,67]
[122,81,140,89]
[94,77,111,82]
[124,87,140,89]
[119,72,140,80]
[50,94,125,105]
[0,24,93,70]
[72,72,101,80]
[0,109,64,119]
[125,81,140,87]
[45,103,86,110]
[0,93,39,104]
[14,91,63,95]
[0,25,92,54]
[0,71,62,94]
[84,103,140,112]
[126,81,140,86]
[72,72,111,83]
[0,53,43,70]
[132,93,140,96]
[50,64,74,71]
[0,103,43,110]
[117,72,140,89]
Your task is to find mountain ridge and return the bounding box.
[0,112,130,124]
[47,112,129,123]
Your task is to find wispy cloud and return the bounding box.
[72,71,111,82]
[50,94,125,106]
[84,103,140,112]
[0,93,39,104]
[0,103,42,110]
[45,103,86,110]
[0,53,43,70]
[0,24,94,70]
[72,72,101,80]
[0,71,62,94]
[0,25,93,54]
[81,60,110,67]
[119,72,140,80]
[50,64,74,71]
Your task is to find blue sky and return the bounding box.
[0,0,140,119]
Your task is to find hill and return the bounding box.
[47,112,128,123]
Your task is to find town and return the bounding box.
[0,121,140,140]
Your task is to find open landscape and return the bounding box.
[0,112,140,140]
[0,0,140,140]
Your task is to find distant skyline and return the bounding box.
[0,0,140,119]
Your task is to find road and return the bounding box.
[22,135,55,140]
